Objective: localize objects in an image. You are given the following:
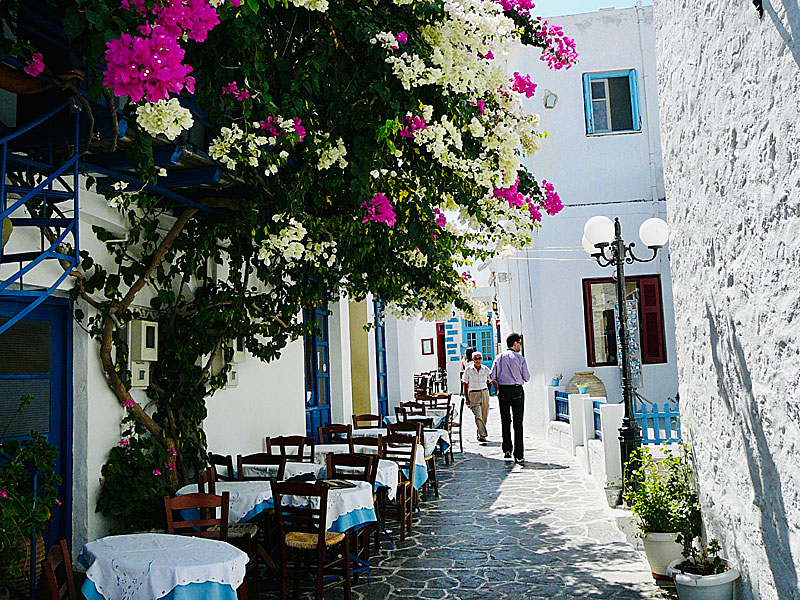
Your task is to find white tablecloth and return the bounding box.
[79,533,247,600]
[176,480,272,524]
[354,428,450,456]
[310,443,427,488]
[327,458,399,500]
[278,480,375,531]
[241,461,324,480]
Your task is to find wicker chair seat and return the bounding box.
[285,531,345,549]
[210,522,259,538]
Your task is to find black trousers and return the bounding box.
[498,385,525,459]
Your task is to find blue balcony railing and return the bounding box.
[554,390,570,423]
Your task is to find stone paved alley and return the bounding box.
[262,399,677,599]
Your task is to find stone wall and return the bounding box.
[654,1,800,598]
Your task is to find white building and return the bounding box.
[487,4,679,437]
[655,1,800,597]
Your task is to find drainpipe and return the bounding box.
[635,2,659,206]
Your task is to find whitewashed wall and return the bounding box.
[655,1,800,598]
[497,5,678,437]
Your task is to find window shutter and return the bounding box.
[639,276,666,363]
[582,74,594,134]
[582,279,597,365]
[628,69,641,131]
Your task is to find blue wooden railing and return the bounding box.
[0,101,80,337]
[554,390,570,423]
[593,399,605,439]
[635,401,681,444]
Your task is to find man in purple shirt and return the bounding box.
[489,332,530,464]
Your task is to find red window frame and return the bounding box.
[582,275,666,367]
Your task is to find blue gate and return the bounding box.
[0,295,72,551]
[304,305,331,440]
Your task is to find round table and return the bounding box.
[79,533,247,600]
[176,480,272,523]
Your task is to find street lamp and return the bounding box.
[582,215,669,487]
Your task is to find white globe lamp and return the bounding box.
[581,235,596,255]
[639,217,669,248]
[583,215,614,247]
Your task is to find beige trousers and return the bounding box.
[468,389,490,439]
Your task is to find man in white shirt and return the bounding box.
[461,351,492,442]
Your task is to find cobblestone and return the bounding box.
[261,398,676,599]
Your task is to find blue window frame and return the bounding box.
[304,305,331,440]
[583,70,641,135]
[374,299,388,417]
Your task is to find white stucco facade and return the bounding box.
[494,5,678,437]
[654,1,800,598]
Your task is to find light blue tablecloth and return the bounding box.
[82,579,237,600]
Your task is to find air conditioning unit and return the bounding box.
[130,361,150,388]
[129,320,158,362]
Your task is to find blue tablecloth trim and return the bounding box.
[330,507,376,533]
[240,499,272,522]
[401,465,428,489]
[81,578,238,600]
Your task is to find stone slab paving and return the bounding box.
[260,398,676,599]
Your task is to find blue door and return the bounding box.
[374,299,388,417]
[304,306,331,440]
[0,295,71,550]
[462,317,495,363]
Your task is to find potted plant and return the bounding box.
[0,430,62,596]
[604,479,623,508]
[667,537,740,600]
[625,444,699,580]
[551,373,563,386]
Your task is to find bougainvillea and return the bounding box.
[0,0,577,529]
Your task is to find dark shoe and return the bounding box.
[504,452,512,459]
[515,458,525,465]
[478,436,487,442]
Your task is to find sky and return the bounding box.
[532,0,653,17]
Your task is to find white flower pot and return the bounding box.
[642,532,684,580]
[667,557,740,600]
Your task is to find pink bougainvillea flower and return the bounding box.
[511,72,537,98]
[229,0,241,5]
[497,0,536,15]
[165,461,176,471]
[292,117,306,142]
[0,490,8,499]
[168,448,178,456]
[121,399,135,407]
[24,53,45,77]
[395,31,408,44]
[433,207,447,228]
[536,20,579,70]
[118,438,131,447]
[477,99,485,115]
[55,499,62,506]
[153,469,162,476]
[399,115,427,139]
[541,179,563,215]
[103,26,194,103]
[361,192,396,227]
[221,80,250,101]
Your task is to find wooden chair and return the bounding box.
[352,433,383,458]
[265,435,312,462]
[442,402,456,464]
[318,424,354,452]
[197,467,217,494]
[399,401,427,415]
[325,453,376,570]
[270,480,351,600]
[380,434,417,541]
[164,492,230,540]
[237,453,287,481]
[388,421,437,499]
[209,452,236,481]
[450,395,465,454]
[44,539,77,600]
[352,413,382,430]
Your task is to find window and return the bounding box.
[582,275,666,367]
[583,70,640,134]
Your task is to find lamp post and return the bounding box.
[582,215,669,487]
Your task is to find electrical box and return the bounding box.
[129,320,158,362]
[130,361,150,388]
[225,366,239,388]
